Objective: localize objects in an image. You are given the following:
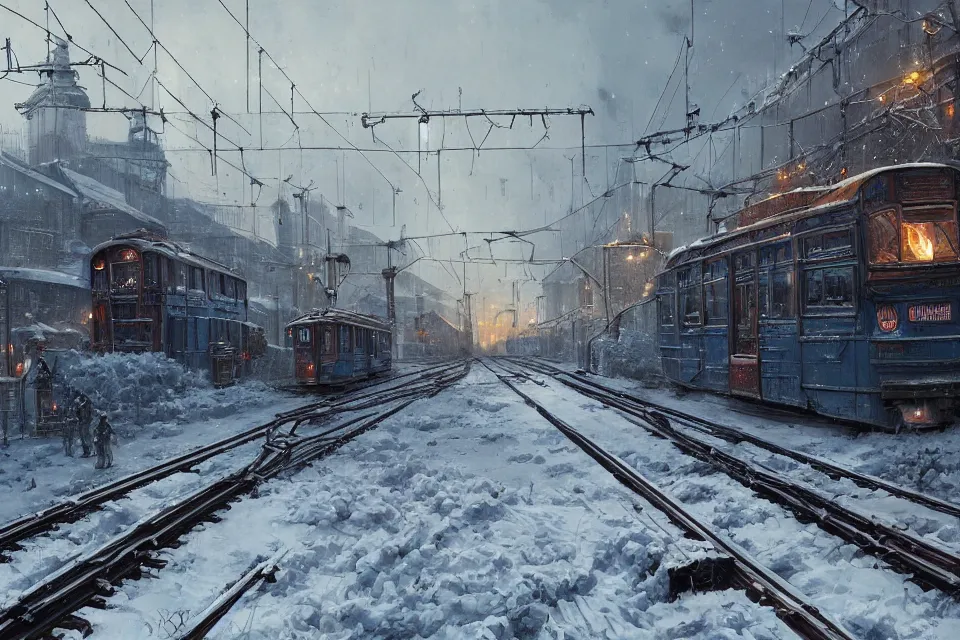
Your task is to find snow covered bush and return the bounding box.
[51,350,279,430]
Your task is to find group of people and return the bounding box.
[61,391,116,469]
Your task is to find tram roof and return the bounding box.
[666,162,960,267]
[91,234,241,279]
[286,308,391,332]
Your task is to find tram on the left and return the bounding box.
[89,233,267,385]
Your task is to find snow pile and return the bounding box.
[52,351,279,430]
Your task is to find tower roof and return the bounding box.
[15,36,91,116]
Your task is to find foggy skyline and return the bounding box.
[0,0,850,300]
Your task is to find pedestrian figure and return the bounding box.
[74,393,94,458]
[93,414,116,469]
[62,412,77,457]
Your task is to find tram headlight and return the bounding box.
[877,304,898,332]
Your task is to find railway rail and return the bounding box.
[0,362,458,560]
[497,357,960,597]
[0,360,470,640]
[507,356,960,519]
[479,358,857,640]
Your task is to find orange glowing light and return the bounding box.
[93,260,106,271]
[903,222,935,262]
[305,363,315,376]
[120,249,138,262]
[948,104,956,118]
[904,71,921,85]
[52,403,58,412]
[15,362,23,376]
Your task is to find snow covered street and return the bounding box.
[3,359,960,639]
[80,363,791,640]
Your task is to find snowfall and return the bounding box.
[0,353,959,639]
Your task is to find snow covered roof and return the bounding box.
[286,308,390,332]
[60,167,165,231]
[0,267,88,290]
[418,310,462,333]
[667,163,960,267]
[0,152,78,198]
[92,234,241,278]
[249,296,279,311]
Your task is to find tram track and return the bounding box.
[507,356,960,519]
[479,358,856,640]
[0,361,459,561]
[0,360,470,640]
[497,357,960,599]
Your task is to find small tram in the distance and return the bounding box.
[287,308,392,386]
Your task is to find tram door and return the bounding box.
[730,250,761,398]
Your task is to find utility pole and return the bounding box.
[463,293,474,353]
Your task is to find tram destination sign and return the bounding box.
[908,302,952,323]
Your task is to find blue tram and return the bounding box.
[90,233,267,384]
[287,308,392,386]
[657,163,960,429]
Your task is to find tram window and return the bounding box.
[175,263,187,292]
[803,266,854,313]
[761,270,795,319]
[189,267,204,291]
[321,326,335,355]
[339,325,351,352]
[296,327,311,345]
[734,251,755,274]
[111,262,139,292]
[900,206,959,263]
[92,262,107,292]
[760,241,792,267]
[868,209,899,264]
[236,280,246,301]
[704,272,728,325]
[803,229,854,260]
[354,327,364,349]
[678,266,702,327]
[143,254,158,288]
[658,292,675,326]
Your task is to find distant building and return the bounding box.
[405,310,464,359]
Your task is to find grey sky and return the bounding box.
[0,0,848,300]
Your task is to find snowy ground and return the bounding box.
[503,360,960,639]
[7,357,960,639]
[576,360,960,511]
[68,365,792,640]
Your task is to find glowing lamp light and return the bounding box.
[306,363,315,376]
[93,260,106,271]
[877,305,898,332]
[15,362,23,376]
[948,104,956,118]
[52,403,58,412]
[626,255,635,261]
[88,312,94,320]
[120,249,138,262]
[903,223,935,262]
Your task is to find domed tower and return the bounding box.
[15,36,90,165]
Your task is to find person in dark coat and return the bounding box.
[74,393,94,458]
[93,414,116,469]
